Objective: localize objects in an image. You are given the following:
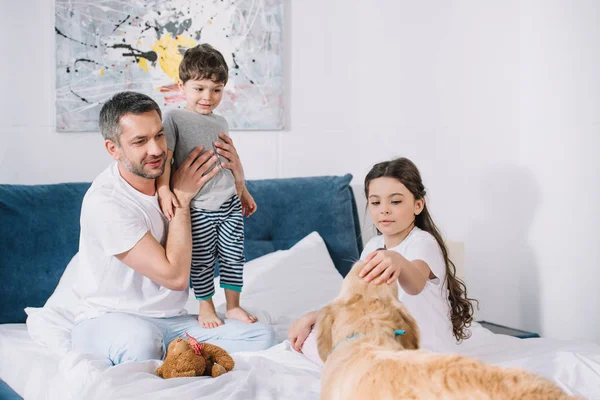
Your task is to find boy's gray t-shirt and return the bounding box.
[164,109,236,211]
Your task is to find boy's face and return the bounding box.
[180,77,225,115]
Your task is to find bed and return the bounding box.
[1,175,599,399]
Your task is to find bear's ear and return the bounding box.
[316,305,336,362]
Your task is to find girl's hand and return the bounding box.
[158,187,179,221]
[288,311,317,353]
[359,250,402,285]
[240,187,257,217]
[214,133,245,189]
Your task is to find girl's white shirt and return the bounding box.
[361,227,456,352]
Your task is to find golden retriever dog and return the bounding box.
[316,261,576,400]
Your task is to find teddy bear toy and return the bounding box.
[156,332,235,378]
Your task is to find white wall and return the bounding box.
[1,1,598,342]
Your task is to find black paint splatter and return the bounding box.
[141,21,160,35]
[232,53,256,85]
[109,43,158,63]
[70,89,89,103]
[55,27,98,48]
[112,15,130,33]
[74,58,101,69]
[231,53,240,69]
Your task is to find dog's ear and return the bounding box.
[394,303,420,350]
[316,305,335,362]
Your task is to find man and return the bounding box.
[70,91,276,364]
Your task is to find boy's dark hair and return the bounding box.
[364,157,479,342]
[179,43,229,85]
[99,91,161,145]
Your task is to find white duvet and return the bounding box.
[2,322,600,400]
[58,326,600,400]
[3,233,600,399]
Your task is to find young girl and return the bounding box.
[288,157,477,357]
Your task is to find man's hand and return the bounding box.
[214,133,245,190]
[171,146,219,207]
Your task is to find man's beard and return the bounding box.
[122,153,166,179]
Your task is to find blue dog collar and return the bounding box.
[332,329,407,353]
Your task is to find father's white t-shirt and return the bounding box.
[361,227,456,352]
[73,162,188,322]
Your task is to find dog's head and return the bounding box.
[316,261,420,362]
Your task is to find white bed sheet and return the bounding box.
[456,324,600,399]
[0,322,324,400]
[0,324,65,399]
[2,322,600,400]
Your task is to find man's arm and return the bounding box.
[116,146,219,290]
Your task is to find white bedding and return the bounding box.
[0,324,65,399]
[2,232,600,399]
[2,322,600,399]
[0,323,322,400]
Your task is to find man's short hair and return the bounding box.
[179,43,229,85]
[99,91,162,144]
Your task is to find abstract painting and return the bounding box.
[55,0,284,131]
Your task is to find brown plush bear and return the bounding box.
[156,332,235,378]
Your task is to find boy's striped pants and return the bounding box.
[190,195,245,300]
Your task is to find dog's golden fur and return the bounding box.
[316,261,576,400]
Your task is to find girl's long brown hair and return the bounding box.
[364,157,478,341]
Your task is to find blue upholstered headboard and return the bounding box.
[0,174,362,324]
[244,174,362,273]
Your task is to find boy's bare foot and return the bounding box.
[226,306,258,324]
[223,289,257,323]
[198,300,223,329]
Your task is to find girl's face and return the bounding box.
[367,177,424,239]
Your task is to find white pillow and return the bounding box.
[240,231,342,320]
[26,253,80,355]
[183,249,288,314]
[208,232,343,341]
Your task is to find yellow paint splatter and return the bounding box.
[99,69,105,76]
[138,58,150,73]
[150,33,196,82]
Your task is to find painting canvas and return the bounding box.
[55,0,284,131]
